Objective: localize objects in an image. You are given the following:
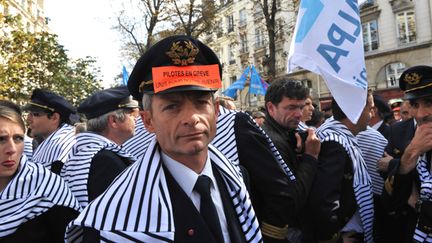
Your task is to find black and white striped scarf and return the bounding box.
[65,138,262,242]
[32,123,76,169]
[414,153,432,242]
[0,156,80,237]
[23,135,33,162]
[122,117,155,159]
[316,118,374,243]
[298,121,309,131]
[61,132,135,207]
[213,106,296,181]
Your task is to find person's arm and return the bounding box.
[44,206,80,242]
[88,150,129,201]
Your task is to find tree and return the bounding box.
[257,0,300,82]
[168,0,217,38]
[114,0,169,62]
[0,14,102,105]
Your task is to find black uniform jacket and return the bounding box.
[377,121,390,140]
[87,149,130,202]
[0,206,79,243]
[384,118,416,178]
[260,115,318,225]
[303,141,356,242]
[83,164,247,243]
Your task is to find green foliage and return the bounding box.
[0,14,102,105]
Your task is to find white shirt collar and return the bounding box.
[161,152,215,198]
[371,120,383,130]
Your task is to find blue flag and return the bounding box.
[122,65,129,86]
[223,66,251,98]
[249,66,266,95]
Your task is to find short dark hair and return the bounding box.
[265,79,308,106]
[332,90,372,121]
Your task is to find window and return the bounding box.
[254,5,263,18]
[215,20,223,38]
[255,29,265,48]
[386,62,406,87]
[228,44,236,64]
[239,9,246,27]
[396,10,416,44]
[230,76,237,85]
[240,34,248,53]
[227,15,234,33]
[362,20,379,52]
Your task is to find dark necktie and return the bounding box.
[194,175,224,243]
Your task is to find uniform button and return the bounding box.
[187,229,194,236]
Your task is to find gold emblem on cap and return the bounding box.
[139,80,153,93]
[166,40,199,66]
[404,73,422,85]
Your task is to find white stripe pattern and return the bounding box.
[357,127,388,195]
[297,121,309,131]
[414,153,432,242]
[65,138,262,242]
[32,123,76,169]
[316,118,374,243]
[122,117,155,159]
[0,156,80,237]
[23,135,33,162]
[214,106,295,181]
[61,132,136,207]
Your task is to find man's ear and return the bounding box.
[141,110,155,133]
[107,114,118,129]
[214,100,220,117]
[51,112,60,123]
[266,101,275,117]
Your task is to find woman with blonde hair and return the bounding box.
[0,101,80,242]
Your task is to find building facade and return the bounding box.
[0,0,48,33]
[205,0,432,109]
[204,0,296,110]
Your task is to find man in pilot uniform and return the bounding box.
[65,35,261,243]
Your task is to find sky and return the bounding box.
[44,0,126,88]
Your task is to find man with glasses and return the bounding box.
[61,86,139,207]
[24,88,77,174]
[261,79,321,242]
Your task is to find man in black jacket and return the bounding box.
[261,79,321,241]
[382,65,432,242]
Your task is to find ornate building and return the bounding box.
[287,0,432,107]
[0,0,49,33]
[205,0,432,109]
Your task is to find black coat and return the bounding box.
[88,149,130,202]
[381,118,418,243]
[259,114,318,241]
[303,141,356,242]
[377,121,390,140]
[0,206,79,243]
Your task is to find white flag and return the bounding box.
[288,0,368,123]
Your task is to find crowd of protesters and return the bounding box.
[1,35,432,243]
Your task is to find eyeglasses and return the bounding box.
[28,111,47,117]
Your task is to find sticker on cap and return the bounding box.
[152,64,221,93]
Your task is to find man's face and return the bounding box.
[301,97,314,122]
[114,109,138,144]
[254,117,265,127]
[400,101,413,121]
[142,91,218,161]
[26,111,58,138]
[357,94,374,132]
[267,97,304,130]
[411,97,432,125]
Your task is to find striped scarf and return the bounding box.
[357,127,388,195]
[32,123,76,169]
[213,106,296,181]
[61,132,135,207]
[316,118,374,243]
[414,153,432,242]
[0,156,80,237]
[23,135,33,162]
[298,121,309,131]
[65,138,262,243]
[122,117,155,159]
